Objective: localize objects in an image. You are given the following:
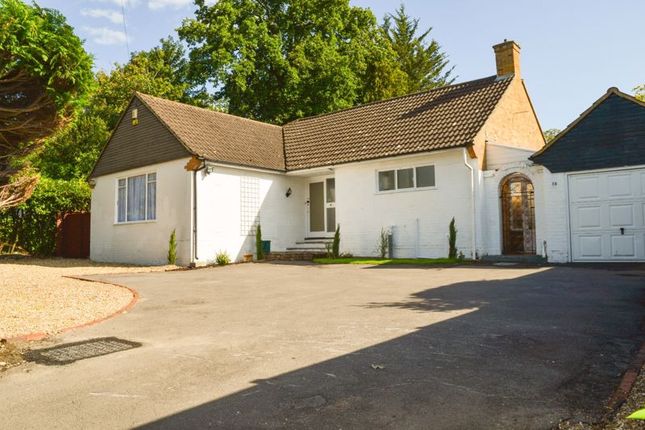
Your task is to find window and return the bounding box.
[377,165,436,192]
[116,173,156,223]
[378,170,395,191]
[397,168,414,189]
[415,165,435,188]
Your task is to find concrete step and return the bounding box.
[286,247,328,252]
[481,255,547,265]
[266,251,326,261]
[295,240,331,245]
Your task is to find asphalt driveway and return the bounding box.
[1,263,643,429]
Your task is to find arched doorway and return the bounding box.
[500,173,536,255]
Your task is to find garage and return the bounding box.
[568,168,645,261]
[531,87,645,263]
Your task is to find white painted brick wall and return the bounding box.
[90,158,193,265]
[195,165,306,263]
[335,149,474,258]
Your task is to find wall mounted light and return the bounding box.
[285,187,292,198]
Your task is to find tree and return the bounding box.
[543,128,561,143]
[635,84,644,102]
[178,0,407,124]
[382,4,454,93]
[0,0,93,209]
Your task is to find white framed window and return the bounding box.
[377,165,436,192]
[116,172,156,223]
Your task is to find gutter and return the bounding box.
[463,148,477,259]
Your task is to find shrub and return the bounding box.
[0,178,90,255]
[332,225,340,258]
[215,250,231,265]
[377,227,390,258]
[167,229,177,265]
[255,224,264,260]
[448,217,457,259]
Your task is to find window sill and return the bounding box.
[375,186,438,195]
[114,219,157,226]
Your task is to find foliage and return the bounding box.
[167,229,177,265]
[0,177,90,255]
[29,114,110,180]
[0,0,93,209]
[332,225,340,258]
[448,217,457,259]
[313,257,467,265]
[382,4,454,93]
[377,227,391,258]
[628,408,645,420]
[543,128,561,143]
[215,250,231,265]
[179,0,407,124]
[634,84,645,102]
[255,224,264,260]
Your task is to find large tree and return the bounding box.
[382,5,453,93]
[0,0,93,209]
[178,0,407,124]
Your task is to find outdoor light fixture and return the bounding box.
[285,187,292,198]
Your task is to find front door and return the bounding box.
[308,178,336,236]
[501,173,536,254]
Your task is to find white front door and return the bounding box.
[569,168,645,261]
[307,177,336,237]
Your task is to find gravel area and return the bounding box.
[0,258,175,339]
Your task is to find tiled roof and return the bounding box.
[136,93,286,171]
[283,75,513,170]
[135,75,513,172]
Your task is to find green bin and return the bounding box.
[261,240,271,255]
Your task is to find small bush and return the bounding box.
[448,217,457,259]
[332,225,340,258]
[377,228,390,258]
[255,224,264,260]
[215,250,231,265]
[167,229,177,265]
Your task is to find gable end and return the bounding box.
[90,96,192,178]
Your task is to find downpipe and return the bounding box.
[463,148,477,260]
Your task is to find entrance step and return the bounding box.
[266,251,327,261]
[481,255,547,265]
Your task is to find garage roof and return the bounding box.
[531,88,645,173]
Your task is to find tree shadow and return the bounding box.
[136,268,644,429]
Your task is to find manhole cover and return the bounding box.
[26,337,141,365]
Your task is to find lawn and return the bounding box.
[312,257,469,265]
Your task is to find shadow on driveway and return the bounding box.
[137,268,644,430]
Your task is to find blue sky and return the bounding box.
[37,0,644,130]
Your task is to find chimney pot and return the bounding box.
[493,40,521,78]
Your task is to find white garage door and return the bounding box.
[569,168,645,261]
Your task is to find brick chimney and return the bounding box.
[493,40,521,77]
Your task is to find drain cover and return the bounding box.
[26,337,141,365]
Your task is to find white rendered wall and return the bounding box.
[90,158,192,265]
[195,165,306,263]
[334,149,475,258]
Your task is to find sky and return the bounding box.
[37,0,645,131]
